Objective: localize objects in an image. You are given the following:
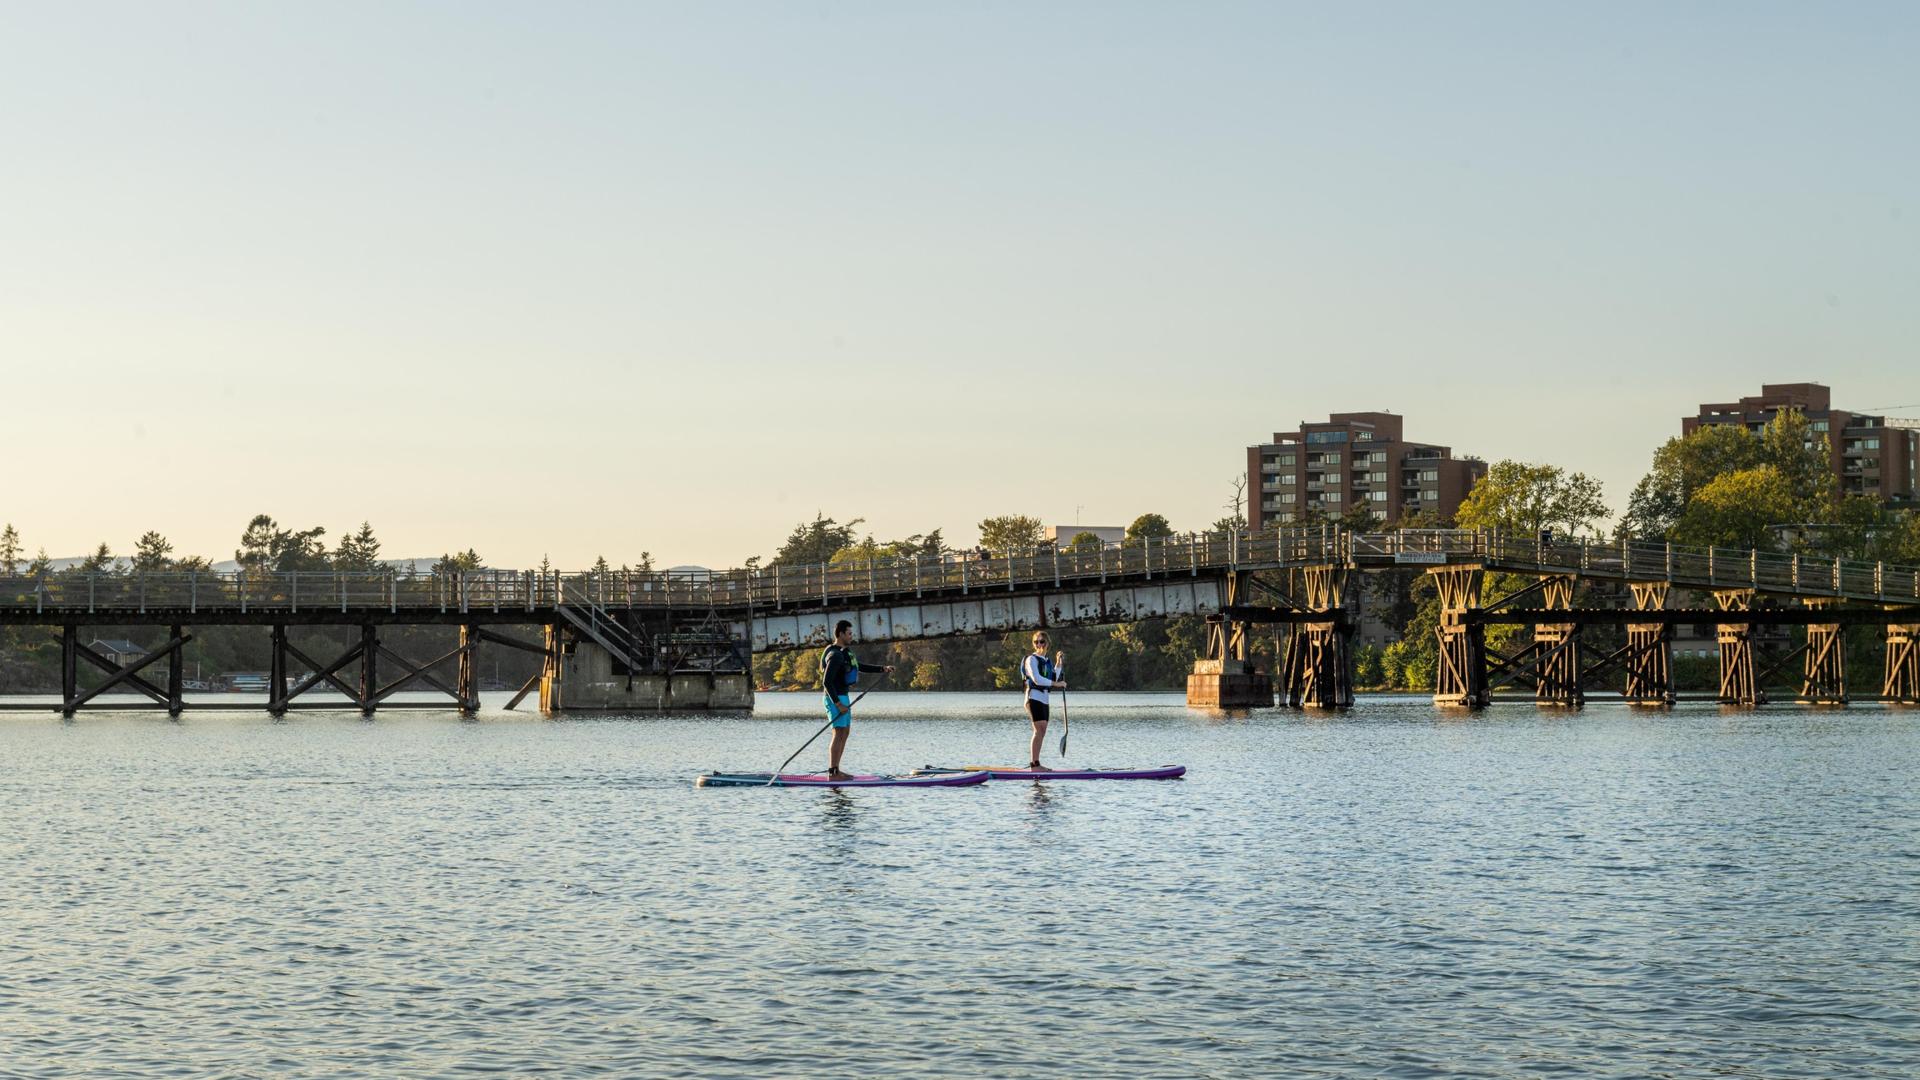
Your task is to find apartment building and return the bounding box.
[1683,383,1919,507]
[1246,412,1486,532]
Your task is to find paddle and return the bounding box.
[1056,651,1069,758]
[767,671,889,786]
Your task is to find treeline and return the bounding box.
[0,517,566,694]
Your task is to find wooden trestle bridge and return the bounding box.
[2,527,1917,714]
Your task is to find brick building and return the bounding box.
[1683,383,1919,507]
[1246,412,1486,531]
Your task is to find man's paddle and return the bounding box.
[1056,652,1069,757]
[768,672,888,786]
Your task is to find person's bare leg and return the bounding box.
[828,724,851,777]
[1028,719,1050,769]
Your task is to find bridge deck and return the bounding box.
[3,528,1917,626]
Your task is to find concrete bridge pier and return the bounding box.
[1533,575,1583,708]
[539,636,753,711]
[1799,599,1848,705]
[1187,572,1273,707]
[1886,620,1920,704]
[1624,583,1675,706]
[1430,565,1487,709]
[1715,590,1762,706]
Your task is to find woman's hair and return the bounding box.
[1032,631,1049,647]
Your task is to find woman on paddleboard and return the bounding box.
[821,620,892,780]
[1021,632,1066,770]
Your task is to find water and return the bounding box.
[1,692,1915,1078]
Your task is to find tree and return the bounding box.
[592,555,612,575]
[1225,475,1247,527]
[1067,531,1105,552]
[978,514,1044,553]
[1670,466,1801,551]
[0,524,20,575]
[236,515,329,572]
[1621,411,1832,539]
[1454,461,1608,538]
[333,522,383,571]
[434,549,484,575]
[1124,513,1174,545]
[79,542,116,573]
[772,513,863,566]
[132,531,174,572]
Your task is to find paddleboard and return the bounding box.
[914,764,1187,781]
[696,770,989,788]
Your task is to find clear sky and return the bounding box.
[2,2,1914,569]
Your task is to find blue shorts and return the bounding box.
[824,695,852,729]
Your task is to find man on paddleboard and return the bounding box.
[1021,631,1066,770]
[822,620,892,780]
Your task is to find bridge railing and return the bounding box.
[5,526,1917,615]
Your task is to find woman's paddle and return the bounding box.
[768,672,888,786]
[1056,652,1069,757]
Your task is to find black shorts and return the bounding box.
[1026,698,1050,724]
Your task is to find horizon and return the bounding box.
[4,2,1915,567]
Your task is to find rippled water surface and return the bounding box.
[1,692,1916,1077]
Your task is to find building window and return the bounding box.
[1279,454,1296,467]
[1323,453,1341,465]
[1368,490,1387,502]
[1420,469,1439,482]
[1812,421,1829,432]
[1280,474,1295,485]
[1423,489,1437,500]
[1305,431,1349,445]
[1371,451,1388,463]
[1280,492,1296,504]
[1356,432,1373,441]
[1324,492,1342,503]
[1370,471,1386,482]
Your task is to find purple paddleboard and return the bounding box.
[915,765,1187,781]
[696,770,989,788]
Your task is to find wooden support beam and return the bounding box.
[359,625,378,715]
[69,638,170,705]
[1429,565,1487,709]
[1715,589,1761,706]
[269,625,289,717]
[371,643,463,703]
[1886,622,1920,704]
[62,634,191,713]
[504,670,542,711]
[167,624,184,717]
[1799,599,1847,705]
[281,633,364,701]
[1534,575,1582,708]
[458,624,479,714]
[474,628,547,655]
[280,638,367,704]
[61,626,77,718]
[1625,582,1673,706]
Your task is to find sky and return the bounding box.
[2,2,1915,569]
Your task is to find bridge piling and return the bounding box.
[1715,590,1762,706]
[1800,599,1848,705]
[1624,583,1674,705]
[1186,572,1272,708]
[1534,575,1583,708]
[168,624,184,717]
[1280,565,1352,708]
[60,625,77,718]
[269,625,288,717]
[1886,621,1920,704]
[1430,566,1487,709]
